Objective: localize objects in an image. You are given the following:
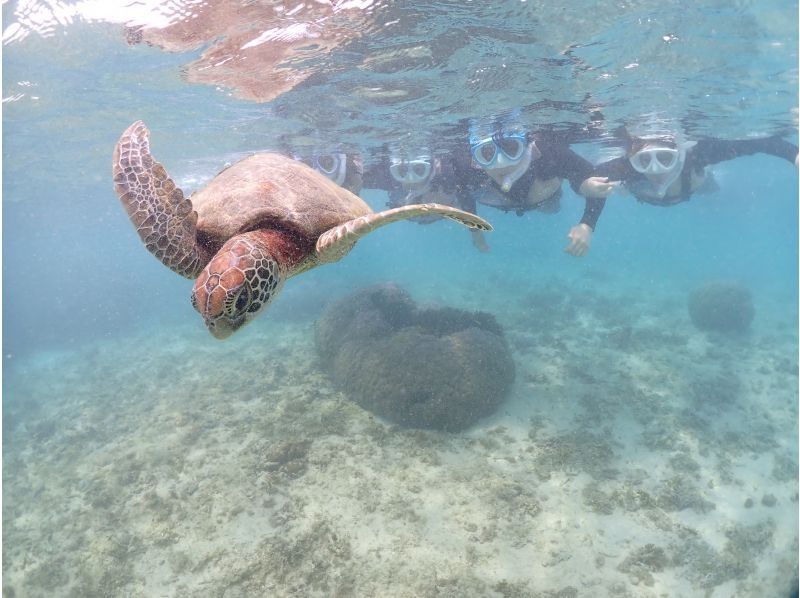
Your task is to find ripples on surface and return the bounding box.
[3,0,797,159]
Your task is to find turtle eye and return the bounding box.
[225,286,251,316]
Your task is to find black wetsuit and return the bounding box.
[362,158,401,198]
[593,137,798,206]
[465,133,606,230]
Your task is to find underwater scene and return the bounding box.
[3,1,799,596]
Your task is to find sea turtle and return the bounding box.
[112,121,492,339]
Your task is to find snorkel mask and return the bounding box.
[469,125,533,193]
[627,132,697,198]
[389,148,436,192]
[313,152,347,186]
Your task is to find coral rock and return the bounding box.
[688,281,754,334]
[316,284,515,431]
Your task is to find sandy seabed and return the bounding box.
[3,275,798,598]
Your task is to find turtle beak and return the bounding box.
[206,318,237,340]
[192,284,242,340]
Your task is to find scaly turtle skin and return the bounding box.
[113,121,492,339]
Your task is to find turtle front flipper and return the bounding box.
[315,203,492,263]
[113,121,207,278]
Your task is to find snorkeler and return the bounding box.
[363,148,491,252]
[465,122,617,257]
[592,129,799,206]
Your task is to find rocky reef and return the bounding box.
[315,283,515,431]
[688,280,755,333]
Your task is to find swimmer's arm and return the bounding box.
[591,156,631,182]
[691,137,799,169]
[563,197,605,258]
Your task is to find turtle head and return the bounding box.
[191,232,283,339]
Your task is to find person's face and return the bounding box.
[471,134,527,169]
[628,140,685,197]
[471,136,535,192]
[629,144,680,177]
[390,156,435,190]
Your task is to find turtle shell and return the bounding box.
[191,153,372,249]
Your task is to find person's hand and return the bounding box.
[564,223,592,257]
[579,176,618,198]
[471,229,490,252]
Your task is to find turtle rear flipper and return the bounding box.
[113,121,207,278]
[315,203,492,263]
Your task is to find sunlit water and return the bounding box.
[3,1,798,596]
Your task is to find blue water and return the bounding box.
[3,1,798,596]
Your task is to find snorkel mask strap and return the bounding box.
[531,139,542,160]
